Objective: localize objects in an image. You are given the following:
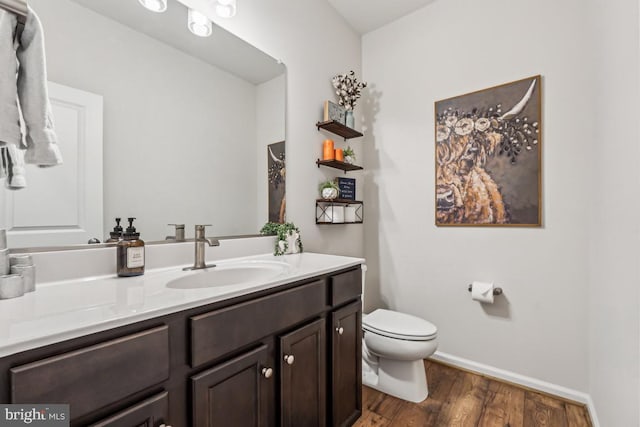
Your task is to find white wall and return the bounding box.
[180,0,364,257]
[33,0,260,241]
[362,0,597,392]
[256,74,286,228]
[587,0,640,425]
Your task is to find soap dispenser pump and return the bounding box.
[117,217,145,277]
[106,217,124,243]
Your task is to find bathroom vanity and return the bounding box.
[0,252,363,427]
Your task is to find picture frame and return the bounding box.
[434,75,542,227]
[323,100,346,124]
[267,141,286,223]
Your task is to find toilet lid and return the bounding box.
[363,309,437,341]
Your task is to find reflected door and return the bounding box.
[1,82,103,247]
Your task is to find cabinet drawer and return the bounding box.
[89,391,169,427]
[330,268,362,306]
[11,326,169,420]
[191,280,328,367]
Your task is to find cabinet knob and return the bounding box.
[284,354,295,365]
[159,424,172,427]
[261,367,273,378]
[336,327,344,335]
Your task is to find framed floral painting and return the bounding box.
[435,75,542,226]
[268,141,286,223]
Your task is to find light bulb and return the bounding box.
[138,0,167,13]
[188,8,213,37]
[215,0,236,18]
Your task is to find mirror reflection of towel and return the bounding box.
[17,6,63,166]
[1,145,27,189]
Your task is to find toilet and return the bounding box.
[361,267,438,403]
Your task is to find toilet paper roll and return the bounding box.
[11,264,35,293]
[345,205,357,223]
[0,249,9,275]
[471,281,494,304]
[9,254,33,266]
[332,206,345,223]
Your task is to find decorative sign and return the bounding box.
[337,177,356,200]
[323,100,346,124]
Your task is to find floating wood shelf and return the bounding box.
[316,159,363,173]
[316,198,362,204]
[316,120,363,140]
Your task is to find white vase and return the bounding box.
[287,233,300,254]
[322,187,338,200]
[278,232,300,254]
[344,155,354,165]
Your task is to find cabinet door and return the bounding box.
[331,301,362,427]
[280,318,326,427]
[89,391,169,427]
[191,344,275,427]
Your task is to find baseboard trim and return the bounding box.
[430,351,600,427]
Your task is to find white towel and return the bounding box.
[0,7,62,166]
[0,147,7,179]
[17,7,62,166]
[4,145,26,189]
[0,10,22,148]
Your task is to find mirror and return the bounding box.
[1,0,286,248]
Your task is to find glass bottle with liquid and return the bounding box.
[117,217,145,277]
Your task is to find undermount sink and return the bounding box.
[166,260,291,289]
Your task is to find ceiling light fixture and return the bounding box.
[215,0,236,18]
[188,8,213,37]
[138,0,167,13]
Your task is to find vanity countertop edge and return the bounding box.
[0,252,365,358]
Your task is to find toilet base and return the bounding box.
[362,357,429,403]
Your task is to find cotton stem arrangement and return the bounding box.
[332,70,367,111]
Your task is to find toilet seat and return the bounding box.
[363,309,437,341]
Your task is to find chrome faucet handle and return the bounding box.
[194,225,218,245]
[194,224,212,237]
[167,224,185,241]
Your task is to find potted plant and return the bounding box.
[319,179,339,200]
[343,146,356,165]
[260,222,303,256]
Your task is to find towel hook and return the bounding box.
[0,0,28,42]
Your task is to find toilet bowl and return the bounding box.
[362,308,438,403]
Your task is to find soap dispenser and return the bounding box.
[106,218,124,243]
[117,217,145,277]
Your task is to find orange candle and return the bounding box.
[335,148,344,162]
[323,139,335,160]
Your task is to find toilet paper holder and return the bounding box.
[467,284,503,296]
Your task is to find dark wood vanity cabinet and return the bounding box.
[0,265,363,427]
[280,318,327,427]
[331,301,362,427]
[89,392,169,427]
[192,344,274,427]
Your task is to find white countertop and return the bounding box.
[0,252,364,358]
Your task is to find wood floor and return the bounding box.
[354,360,592,427]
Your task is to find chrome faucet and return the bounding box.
[183,224,219,271]
[166,223,186,241]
